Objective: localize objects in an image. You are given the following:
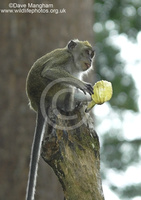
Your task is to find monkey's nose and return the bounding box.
[89,58,92,62]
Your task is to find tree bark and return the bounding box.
[41,106,104,200]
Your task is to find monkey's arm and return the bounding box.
[26,109,46,200]
[41,68,93,95]
[74,89,92,103]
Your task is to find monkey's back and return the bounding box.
[26,61,48,112]
[26,48,72,112]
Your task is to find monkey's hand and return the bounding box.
[79,82,93,95]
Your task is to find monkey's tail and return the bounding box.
[26,108,46,200]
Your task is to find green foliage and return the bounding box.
[101,133,141,171]
[94,0,141,40]
[120,184,141,199]
[100,132,141,199]
[94,0,141,199]
[94,0,140,112]
[111,184,141,199]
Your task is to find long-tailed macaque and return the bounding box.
[25,39,95,200]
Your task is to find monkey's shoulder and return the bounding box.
[33,47,72,71]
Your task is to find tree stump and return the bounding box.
[41,106,104,200]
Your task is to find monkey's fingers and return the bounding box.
[85,83,94,95]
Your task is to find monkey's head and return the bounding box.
[67,39,95,72]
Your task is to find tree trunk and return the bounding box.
[0,0,98,199]
[41,107,104,200]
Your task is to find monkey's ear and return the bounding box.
[68,40,77,50]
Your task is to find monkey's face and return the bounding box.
[67,40,95,72]
[80,48,95,71]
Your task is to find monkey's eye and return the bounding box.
[86,49,95,58]
[91,50,95,58]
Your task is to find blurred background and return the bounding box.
[0,0,141,200]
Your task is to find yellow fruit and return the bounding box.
[86,80,113,112]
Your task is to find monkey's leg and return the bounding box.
[26,108,46,200]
